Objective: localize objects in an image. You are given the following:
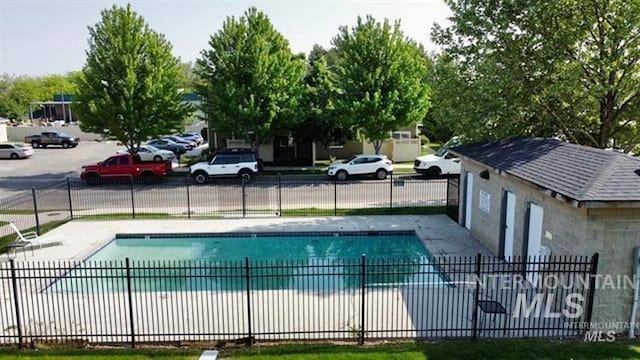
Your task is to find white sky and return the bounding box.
[0,0,451,76]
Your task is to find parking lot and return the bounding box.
[0,141,121,194]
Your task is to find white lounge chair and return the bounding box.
[8,222,65,257]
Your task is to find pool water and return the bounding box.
[52,232,450,292]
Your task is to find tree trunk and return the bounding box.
[373,140,383,154]
[598,94,616,148]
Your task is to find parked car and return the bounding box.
[178,132,203,145]
[80,154,172,184]
[161,135,196,149]
[0,143,34,159]
[147,138,189,155]
[328,154,393,180]
[414,137,462,177]
[190,148,258,184]
[181,143,210,165]
[25,131,79,148]
[116,145,176,162]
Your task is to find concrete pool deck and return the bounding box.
[2,215,492,262]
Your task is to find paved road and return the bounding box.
[0,141,122,194]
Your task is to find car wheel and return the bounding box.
[336,170,348,181]
[85,173,100,186]
[141,171,156,184]
[153,155,163,162]
[10,153,19,159]
[193,171,209,185]
[427,166,442,177]
[31,141,39,148]
[62,142,69,149]
[238,169,253,182]
[375,168,388,180]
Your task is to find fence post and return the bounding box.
[129,177,135,219]
[31,187,40,235]
[472,253,482,340]
[245,257,253,345]
[66,177,74,220]
[334,177,337,216]
[242,178,247,218]
[186,176,191,219]
[389,172,393,215]
[359,254,366,345]
[9,260,23,349]
[278,174,282,217]
[125,258,135,348]
[585,253,600,331]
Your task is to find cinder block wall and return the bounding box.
[459,159,640,330]
[583,209,640,327]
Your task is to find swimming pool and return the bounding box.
[53,231,450,292]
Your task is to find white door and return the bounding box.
[464,172,473,230]
[503,191,516,260]
[526,203,544,284]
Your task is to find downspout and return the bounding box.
[629,247,640,338]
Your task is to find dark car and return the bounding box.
[161,136,196,149]
[147,138,189,155]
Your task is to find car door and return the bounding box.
[99,156,120,176]
[349,157,369,174]
[208,156,227,176]
[114,155,133,176]
[136,147,152,161]
[0,144,12,158]
[366,157,383,174]
[220,155,242,175]
[443,151,461,174]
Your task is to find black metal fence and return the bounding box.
[2,174,454,242]
[446,177,459,222]
[0,254,598,347]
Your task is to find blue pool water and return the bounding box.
[53,232,450,292]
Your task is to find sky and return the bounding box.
[0,0,451,76]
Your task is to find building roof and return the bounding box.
[450,137,640,203]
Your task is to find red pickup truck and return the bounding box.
[80,154,172,184]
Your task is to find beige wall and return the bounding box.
[459,158,640,331]
[316,138,420,162]
[0,123,7,142]
[225,139,274,162]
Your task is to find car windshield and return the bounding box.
[343,156,358,164]
[145,145,160,152]
[435,137,462,157]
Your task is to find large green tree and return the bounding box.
[74,5,192,152]
[0,73,77,120]
[433,0,640,152]
[197,7,306,158]
[333,16,431,154]
[294,46,353,159]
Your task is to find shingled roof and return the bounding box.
[449,137,640,203]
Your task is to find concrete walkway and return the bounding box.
[2,215,491,262]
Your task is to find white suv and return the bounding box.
[190,149,258,184]
[328,154,393,180]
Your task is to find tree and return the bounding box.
[197,7,306,158]
[74,5,192,153]
[333,16,431,154]
[433,0,640,152]
[294,50,353,159]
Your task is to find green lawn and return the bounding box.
[2,340,640,359]
[0,219,70,251]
